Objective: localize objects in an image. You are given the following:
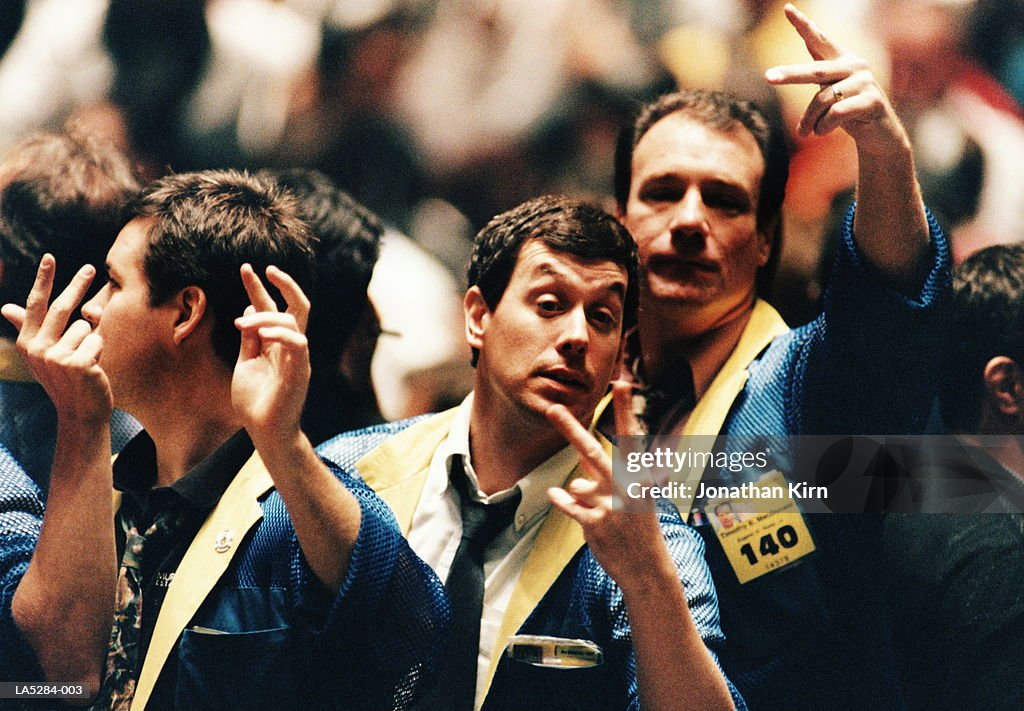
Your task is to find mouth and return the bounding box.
[537,368,591,391]
[647,255,719,274]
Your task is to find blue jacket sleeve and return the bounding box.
[291,460,449,711]
[791,203,951,435]
[0,445,45,681]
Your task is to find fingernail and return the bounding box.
[765,68,782,82]
[80,265,95,277]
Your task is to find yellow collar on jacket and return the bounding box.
[130,451,274,710]
[595,299,789,513]
[354,408,607,700]
[0,340,34,383]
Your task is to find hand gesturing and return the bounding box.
[765,4,908,156]
[231,264,311,444]
[545,381,665,587]
[1,254,112,424]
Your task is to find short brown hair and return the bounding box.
[131,170,315,367]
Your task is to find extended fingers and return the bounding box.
[264,266,310,333]
[1,304,26,331]
[764,57,868,86]
[35,264,96,344]
[545,404,611,483]
[784,3,842,61]
[240,263,278,313]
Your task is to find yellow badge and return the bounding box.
[705,471,816,584]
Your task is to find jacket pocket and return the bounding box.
[176,625,296,710]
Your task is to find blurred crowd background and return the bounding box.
[0,0,1020,417]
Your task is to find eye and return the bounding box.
[704,190,749,214]
[536,296,563,315]
[640,185,682,203]
[588,308,620,333]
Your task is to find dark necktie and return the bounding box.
[421,458,521,711]
[641,355,697,434]
[93,507,184,711]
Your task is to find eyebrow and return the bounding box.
[531,262,627,300]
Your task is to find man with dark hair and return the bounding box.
[884,243,1024,711]
[0,128,142,488]
[609,5,950,710]
[320,194,745,711]
[939,243,1024,437]
[268,168,385,444]
[1,169,447,709]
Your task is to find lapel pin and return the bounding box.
[214,530,234,553]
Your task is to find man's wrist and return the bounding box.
[249,427,312,469]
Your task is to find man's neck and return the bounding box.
[640,299,755,402]
[467,391,567,495]
[131,374,241,488]
[957,430,1024,483]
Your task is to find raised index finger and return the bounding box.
[784,3,842,62]
[546,403,611,484]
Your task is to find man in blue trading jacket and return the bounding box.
[610,5,950,710]
[1,170,447,710]
[320,194,745,711]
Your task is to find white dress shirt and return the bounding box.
[407,394,579,710]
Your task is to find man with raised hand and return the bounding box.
[2,170,446,710]
[612,4,949,709]
[320,194,744,711]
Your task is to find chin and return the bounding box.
[521,390,591,425]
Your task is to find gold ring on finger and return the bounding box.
[831,85,844,103]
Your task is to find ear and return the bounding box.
[171,286,208,346]
[982,356,1024,417]
[464,286,491,352]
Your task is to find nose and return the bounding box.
[668,187,708,245]
[81,283,108,327]
[556,306,589,358]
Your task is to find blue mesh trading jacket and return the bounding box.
[0,440,449,711]
[319,416,748,711]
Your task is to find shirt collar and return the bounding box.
[114,429,254,513]
[442,393,579,531]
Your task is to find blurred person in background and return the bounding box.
[268,168,386,444]
[0,126,141,491]
[876,0,1024,262]
[884,242,1024,711]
